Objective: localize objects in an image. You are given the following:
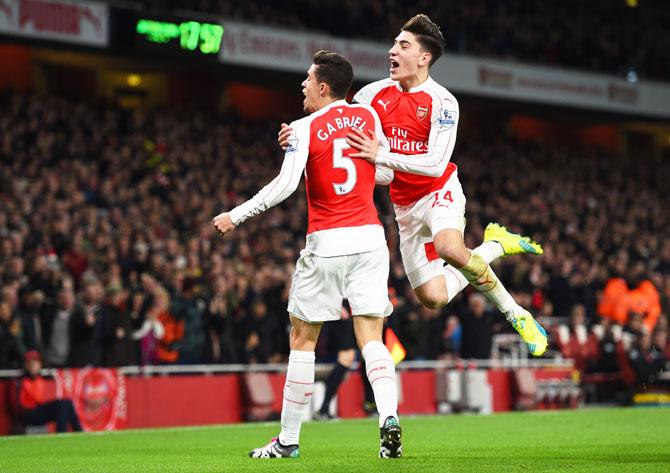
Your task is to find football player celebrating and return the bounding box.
[279,15,547,357]
[214,51,402,458]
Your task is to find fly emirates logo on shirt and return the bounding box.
[316,115,367,141]
[387,126,428,154]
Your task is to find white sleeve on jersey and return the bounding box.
[352,79,391,106]
[376,92,459,178]
[371,107,393,185]
[229,119,310,226]
[352,82,375,106]
[374,164,394,186]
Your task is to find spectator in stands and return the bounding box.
[624,312,646,338]
[399,305,445,360]
[0,90,668,372]
[240,298,278,364]
[137,273,180,364]
[17,285,45,352]
[43,284,76,368]
[0,301,24,369]
[69,278,108,367]
[17,351,83,433]
[627,280,662,334]
[172,277,207,364]
[100,285,135,367]
[556,304,598,372]
[628,332,667,386]
[651,329,668,367]
[204,275,238,363]
[599,274,662,334]
[590,317,622,375]
[129,289,163,366]
[457,294,496,359]
[27,253,57,299]
[548,261,575,318]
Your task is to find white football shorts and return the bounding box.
[394,171,466,289]
[287,245,393,323]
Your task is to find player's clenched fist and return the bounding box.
[212,212,235,237]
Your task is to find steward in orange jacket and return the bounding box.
[17,351,82,433]
[598,278,661,333]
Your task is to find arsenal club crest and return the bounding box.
[55,368,128,431]
[416,105,429,120]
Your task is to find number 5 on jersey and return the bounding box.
[332,138,357,195]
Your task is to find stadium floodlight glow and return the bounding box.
[127,74,142,87]
[136,19,224,54]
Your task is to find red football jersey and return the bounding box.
[354,77,458,206]
[302,102,380,234]
[230,99,387,257]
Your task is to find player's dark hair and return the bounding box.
[312,50,354,99]
[401,14,445,67]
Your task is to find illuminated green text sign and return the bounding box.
[136,19,224,54]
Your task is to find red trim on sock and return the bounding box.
[370,376,394,384]
[284,397,310,405]
[365,358,385,370]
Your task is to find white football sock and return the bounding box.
[457,252,521,318]
[278,350,315,446]
[362,341,398,428]
[443,241,504,304]
[474,241,504,263]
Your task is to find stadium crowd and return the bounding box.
[136,0,670,81]
[0,92,668,395]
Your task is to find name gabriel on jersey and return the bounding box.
[316,114,367,141]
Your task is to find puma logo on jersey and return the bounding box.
[377,99,391,112]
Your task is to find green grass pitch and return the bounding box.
[1,407,669,472]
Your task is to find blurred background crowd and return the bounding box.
[1,91,668,396]
[136,0,670,81]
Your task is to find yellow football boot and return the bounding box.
[509,310,548,357]
[484,222,543,256]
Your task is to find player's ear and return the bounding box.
[418,51,431,67]
[319,82,330,98]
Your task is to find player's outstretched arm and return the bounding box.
[213,120,309,236]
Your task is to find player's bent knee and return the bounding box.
[434,240,458,262]
[417,293,444,309]
[435,242,468,267]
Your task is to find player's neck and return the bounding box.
[398,71,429,92]
[313,96,341,112]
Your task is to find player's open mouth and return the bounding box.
[390,59,399,73]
